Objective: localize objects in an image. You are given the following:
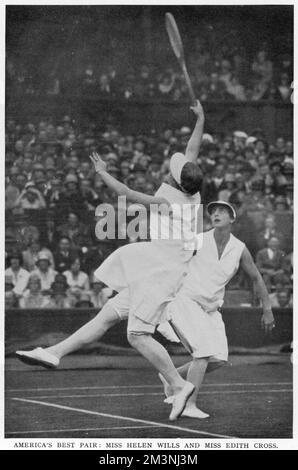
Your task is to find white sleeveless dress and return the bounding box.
[163,229,245,362]
[94,183,201,326]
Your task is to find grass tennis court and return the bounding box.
[5,354,292,439]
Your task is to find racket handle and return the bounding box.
[182,63,196,105]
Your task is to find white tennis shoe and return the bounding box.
[15,347,60,369]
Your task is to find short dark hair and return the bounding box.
[180,162,203,195]
[8,253,23,265]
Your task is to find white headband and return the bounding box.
[170,152,188,185]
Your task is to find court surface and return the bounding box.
[5,354,292,439]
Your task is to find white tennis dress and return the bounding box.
[94,183,201,326]
[164,229,245,363]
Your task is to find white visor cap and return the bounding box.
[170,152,188,185]
[207,200,237,220]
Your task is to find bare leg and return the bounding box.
[177,361,192,379]
[162,359,208,400]
[186,357,209,406]
[158,361,192,398]
[128,333,186,392]
[45,303,121,359]
[162,358,226,405]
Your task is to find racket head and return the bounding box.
[165,12,185,62]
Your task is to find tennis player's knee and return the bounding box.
[127,331,137,346]
[127,331,145,347]
[94,304,121,330]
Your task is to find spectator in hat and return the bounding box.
[218,174,236,202]
[53,236,79,273]
[229,186,247,212]
[202,164,226,203]
[88,279,113,309]
[233,131,248,151]
[78,160,93,180]
[55,173,86,221]
[63,257,90,296]
[54,272,69,288]
[226,75,247,101]
[218,59,233,88]
[80,178,102,212]
[276,73,291,102]
[40,211,60,251]
[52,272,78,306]
[274,195,288,212]
[244,178,273,214]
[55,169,66,181]
[245,136,257,148]
[206,72,228,100]
[14,173,28,192]
[44,282,72,309]
[45,162,56,181]
[229,172,249,202]
[57,212,90,248]
[13,182,46,210]
[106,152,119,165]
[269,287,292,308]
[240,164,255,192]
[252,50,273,84]
[6,208,40,249]
[22,240,55,272]
[44,177,63,208]
[5,253,30,297]
[32,163,46,182]
[5,169,22,210]
[256,214,285,252]
[19,274,48,308]
[157,72,176,98]
[31,251,57,292]
[75,292,94,309]
[270,162,288,195]
[275,136,286,153]
[255,138,268,156]
[35,176,48,196]
[22,156,34,179]
[256,236,285,289]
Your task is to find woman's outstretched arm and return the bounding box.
[90,152,169,208]
[185,99,205,163]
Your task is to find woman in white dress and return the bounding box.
[16,100,205,420]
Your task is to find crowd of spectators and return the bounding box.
[5,114,293,309]
[72,46,293,103]
[7,47,293,103]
